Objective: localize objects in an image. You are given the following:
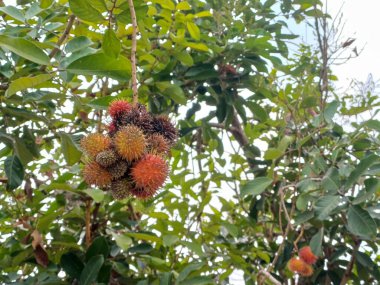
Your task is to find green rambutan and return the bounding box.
[108,99,132,119]
[131,154,168,194]
[83,161,112,187]
[146,134,170,155]
[114,125,146,162]
[151,115,178,145]
[108,161,129,180]
[111,179,131,200]
[96,149,118,167]
[80,133,111,158]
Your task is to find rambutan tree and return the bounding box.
[0,0,379,284]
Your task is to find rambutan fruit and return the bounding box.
[151,115,178,145]
[96,149,118,167]
[80,133,111,158]
[129,186,158,200]
[114,125,146,161]
[146,134,170,155]
[108,99,132,119]
[83,161,112,187]
[299,246,318,265]
[119,103,153,133]
[288,257,307,274]
[108,161,129,180]
[131,154,168,193]
[300,264,314,277]
[108,121,118,136]
[111,179,131,200]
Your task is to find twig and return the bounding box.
[40,15,75,71]
[340,239,361,285]
[258,269,282,285]
[85,199,92,247]
[128,0,138,104]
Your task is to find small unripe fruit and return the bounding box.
[146,134,170,155]
[108,161,129,180]
[81,133,111,158]
[299,246,318,265]
[111,179,131,200]
[131,154,168,194]
[114,125,146,162]
[96,149,118,167]
[108,100,132,119]
[83,162,112,187]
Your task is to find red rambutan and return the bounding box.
[108,99,132,119]
[83,161,112,187]
[288,257,307,273]
[80,133,111,158]
[146,133,170,155]
[114,125,146,162]
[300,264,314,277]
[131,154,168,194]
[299,246,318,265]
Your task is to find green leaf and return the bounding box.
[66,53,131,81]
[175,50,193,66]
[310,227,323,257]
[264,148,283,160]
[36,208,64,232]
[177,262,205,283]
[323,100,339,123]
[344,154,379,190]
[176,1,191,10]
[85,236,109,261]
[112,233,132,250]
[347,205,377,240]
[79,255,104,285]
[65,36,93,53]
[60,252,84,279]
[163,235,179,247]
[181,241,204,256]
[160,272,173,285]
[125,232,161,244]
[84,189,105,203]
[102,29,121,59]
[14,137,34,165]
[353,178,379,205]
[98,263,112,284]
[321,167,340,192]
[163,84,187,105]
[69,0,104,22]
[5,74,53,97]
[0,35,49,65]
[187,22,200,40]
[181,276,214,285]
[314,195,340,220]
[0,6,24,22]
[240,177,273,197]
[184,42,209,52]
[60,133,82,166]
[4,155,24,190]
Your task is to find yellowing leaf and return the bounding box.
[176,1,191,10]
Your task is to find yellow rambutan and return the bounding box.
[80,133,111,158]
[114,125,146,162]
[83,161,112,187]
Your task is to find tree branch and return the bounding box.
[128,0,138,104]
[85,199,92,247]
[340,239,361,285]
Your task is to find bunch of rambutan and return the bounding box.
[287,246,318,277]
[81,100,177,200]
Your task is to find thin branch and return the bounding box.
[258,269,282,285]
[85,199,92,247]
[340,239,361,285]
[40,15,75,71]
[128,0,138,104]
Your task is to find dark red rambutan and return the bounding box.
[108,99,132,119]
[151,115,178,145]
[129,187,158,200]
[131,154,168,195]
[108,121,118,136]
[119,104,153,133]
[146,133,170,155]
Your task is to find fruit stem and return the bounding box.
[128,0,138,104]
